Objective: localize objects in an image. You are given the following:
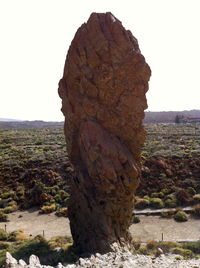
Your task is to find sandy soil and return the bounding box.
[0,210,71,239]
[0,210,200,241]
[130,215,200,242]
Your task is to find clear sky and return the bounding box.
[0,0,199,121]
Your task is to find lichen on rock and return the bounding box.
[58,12,151,254]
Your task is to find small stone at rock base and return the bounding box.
[29,255,40,266]
[56,263,63,268]
[78,258,86,265]
[65,264,76,268]
[19,259,27,266]
[155,247,164,257]
[6,252,18,265]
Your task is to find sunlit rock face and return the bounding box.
[58,12,151,254]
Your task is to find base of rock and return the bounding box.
[6,250,200,268]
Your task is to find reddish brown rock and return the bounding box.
[58,12,151,253]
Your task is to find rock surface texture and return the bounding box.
[58,12,151,253]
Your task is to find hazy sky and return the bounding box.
[0,0,200,121]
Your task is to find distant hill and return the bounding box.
[0,118,22,122]
[144,110,200,123]
[0,110,200,128]
[0,120,63,129]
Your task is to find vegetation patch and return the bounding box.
[173,210,188,222]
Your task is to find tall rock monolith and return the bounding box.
[58,12,151,254]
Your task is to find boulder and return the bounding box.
[58,12,151,253]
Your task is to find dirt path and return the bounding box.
[0,210,70,239]
[130,215,200,242]
[0,210,200,241]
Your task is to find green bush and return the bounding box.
[12,235,77,266]
[146,240,158,250]
[40,204,56,214]
[0,229,7,241]
[164,199,177,208]
[132,240,141,250]
[174,210,188,222]
[193,194,200,203]
[164,193,177,208]
[7,231,19,242]
[133,216,140,223]
[171,247,193,258]
[149,198,164,209]
[188,187,196,195]
[0,192,15,199]
[55,207,68,217]
[183,240,200,254]
[151,192,164,199]
[135,198,149,209]
[137,247,149,255]
[0,241,9,249]
[3,202,18,214]
[159,241,180,253]
[0,211,8,222]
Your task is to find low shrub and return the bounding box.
[55,207,68,217]
[135,198,150,209]
[0,191,15,199]
[48,235,72,250]
[175,255,182,260]
[132,239,141,250]
[137,247,149,255]
[146,240,158,250]
[149,198,164,209]
[171,247,193,258]
[12,235,78,266]
[40,204,56,214]
[164,199,177,208]
[0,229,7,241]
[0,241,9,249]
[188,187,196,195]
[193,194,200,203]
[0,211,8,222]
[160,211,175,218]
[174,210,188,222]
[143,195,150,200]
[133,216,140,223]
[159,241,180,253]
[162,188,172,195]
[151,192,164,199]
[164,193,177,208]
[182,240,200,254]
[7,231,19,242]
[15,232,29,241]
[3,203,18,214]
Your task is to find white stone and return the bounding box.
[78,257,86,265]
[19,259,27,266]
[95,253,101,258]
[29,255,40,266]
[6,252,18,265]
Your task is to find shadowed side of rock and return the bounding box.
[58,12,151,254]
